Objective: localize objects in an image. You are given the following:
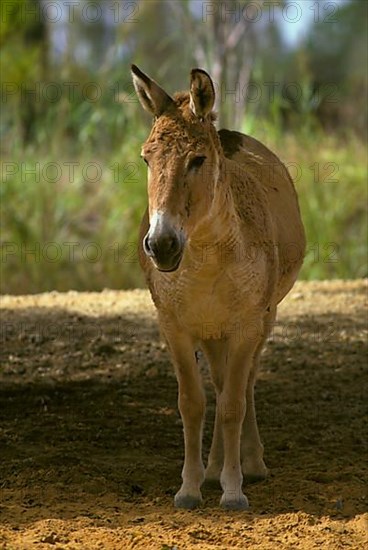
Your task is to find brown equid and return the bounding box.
[131,65,306,510]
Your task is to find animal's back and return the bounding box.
[219,129,306,303]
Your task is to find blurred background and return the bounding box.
[1,0,367,294]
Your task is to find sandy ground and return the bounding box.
[0,280,367,550]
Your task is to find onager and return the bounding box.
[131,65,306,510]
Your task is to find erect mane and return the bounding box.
[173,92,217,122]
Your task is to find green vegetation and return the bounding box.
[276,134,367,280]
[1,0,366,293]
[2,126,366,293]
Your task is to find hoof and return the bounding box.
[244,472,267,484]
[174,493,202,510]
[220,493,249,511]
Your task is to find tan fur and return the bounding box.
[133,66,306,510]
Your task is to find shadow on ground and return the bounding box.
[0,284,367,546]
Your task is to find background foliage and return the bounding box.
[1,0,367,293]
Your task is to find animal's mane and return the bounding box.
[173,91,217,122]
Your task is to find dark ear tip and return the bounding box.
[131,64,147,80]
[191,68,211,79]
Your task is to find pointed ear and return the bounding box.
[189,68,215,120]
[131,64,174,117]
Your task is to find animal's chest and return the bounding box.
[178,271,237,330]
[151,256,268,340]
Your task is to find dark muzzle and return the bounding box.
[143,224,185,272]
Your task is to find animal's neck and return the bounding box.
[189,161,238,249]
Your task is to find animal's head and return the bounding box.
[131,64,222,272]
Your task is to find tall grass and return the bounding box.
[284,134,367,280]
[1,128,148,293]
[1,119,366,294]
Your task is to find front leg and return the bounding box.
[218,337,259,510]
[201,339,228,483]
[164,325,206,509]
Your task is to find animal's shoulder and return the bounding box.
[218,129,279,164]
[218,128,295,195]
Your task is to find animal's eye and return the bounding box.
[188,156,206,171]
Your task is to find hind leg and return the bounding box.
[241,307,276,482]
[241,362,268,482]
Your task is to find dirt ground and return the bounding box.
[0,280,367,550]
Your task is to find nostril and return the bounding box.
[143,234,153,257]
[143,228,184,266]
